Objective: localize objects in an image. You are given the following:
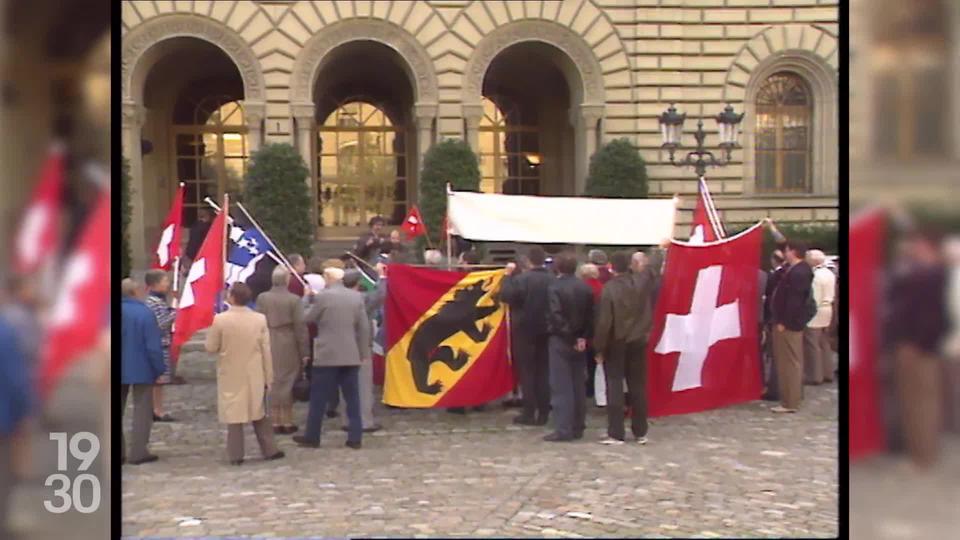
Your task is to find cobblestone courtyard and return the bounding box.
[122,350,839,538]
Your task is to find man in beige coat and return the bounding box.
[294,267,371,449]
[205,283,285,465]
[256,266,309,434]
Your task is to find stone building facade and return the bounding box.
[121,0,838,269]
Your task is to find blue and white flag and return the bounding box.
[225,224,277,286]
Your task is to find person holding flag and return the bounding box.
[353,216,387,264]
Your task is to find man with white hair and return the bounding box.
[424,249,444,266]
[803,249,836,385]
[295,266,371,449]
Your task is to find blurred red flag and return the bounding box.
[689,177,725,243]
[850,208,887,461]
[401,205,427,240]
[170,209,226,362]
[37,189,110,399]
[152,183,184,270]
[646,223,763,416]
[15,143,65,274]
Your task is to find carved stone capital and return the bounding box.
[290,19,439,105]
[121,100,146,127]
[413,102,438,126]
[569,104,605,128]
[122,14,266,103]
[291,102,316,129]
[463,102,484,127]
[463,20,609,105]
[242,100,266,126]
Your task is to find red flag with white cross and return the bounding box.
[15,143,65,275]
[689,177,725,243]
[170,208,227,362]
[646,222,763,417]
[152,182,184,270]
[849,207,886,461]
[401,205,427,240]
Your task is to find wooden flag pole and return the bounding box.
[222,192,230,308]
[445,183,452,270]
[172,181,186,294]
[235,201,311,292]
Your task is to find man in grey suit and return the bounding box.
[338,270,382,433]
[294,267,371,449]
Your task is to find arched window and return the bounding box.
[173,95,248,226]
[318,100,405,227]
[479,96,540,195]
[755,73,813,193]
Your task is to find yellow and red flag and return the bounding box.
[383,264,513,408]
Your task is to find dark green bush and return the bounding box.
[417,139,481,253]
[584,138,648,198]
[244,143,313,256]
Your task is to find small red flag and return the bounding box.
[152,183,184,270]
[170,209,227,362]
[15,143,65,274]
[37,190,111,399]
[689,177,725,243]
[849,208,887,461]
[401,205,427,240]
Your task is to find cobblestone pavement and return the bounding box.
[850,435,960,540]
[122,350,838,538]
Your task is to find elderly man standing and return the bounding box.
[143,269,178,422]
[337,270,381,433]
[803,249,837,385]
[770,241,815,413]
[120,278,166,465]
[295,267,371,449]
[286,254,308,297]
[587,249,611,283]
[256,266,309,434]
[206,283,285,465]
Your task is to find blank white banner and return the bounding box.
[447,190,678,245]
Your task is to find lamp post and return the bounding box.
[658,103,744,178]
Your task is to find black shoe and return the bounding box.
[153,413,176,422]
[230,459,244,466]
[513,415,537,426]
[534,415,549,426]
[170,375,188,385]
[128,454,159,465]
[345,440,362,450]
[446,408,466,415]
[573,432,584,440]
[285,425,299,434]
[273,426,285,435]
[363,424,383,433]
[543,432,574,442]
[326,410,339,418]
[292,435,320,448]
[265,451,285,461]
[472,405,487,412]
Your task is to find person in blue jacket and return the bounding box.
[121,278,167,465]
[0,312,29,536]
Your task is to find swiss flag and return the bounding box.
[15,143,65,274]
[170,209,226,362]
[689,177,724,243]
[37,189,110,399]
[152,183,184,270]
[401,205,427,240]
[849,208,886,461]
[646,223,763,417]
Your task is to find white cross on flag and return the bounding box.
[646,222,763,417]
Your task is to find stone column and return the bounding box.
[462,102,484,155]
[242,100,266,154]
[122,100,148,270]
[291,102,316,229]
[413,102,437,203]
[570,104,605,195]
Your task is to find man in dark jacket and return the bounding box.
[501,246,553,425]
[594,251,656,445]
[544,251,595,442]
[770,241,814,413]
[0,307,29,535]
[353,216,387,264]
[120,278,167,465]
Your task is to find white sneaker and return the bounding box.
[598,437,624,445]
[636,436,648,445]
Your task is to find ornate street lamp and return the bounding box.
[658,103,744,178]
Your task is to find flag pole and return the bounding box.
[172,181,185,294]
[235,201,311,292]
[445,183,452,270]
[222,193,229,308]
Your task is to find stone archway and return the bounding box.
[122,14,266,105]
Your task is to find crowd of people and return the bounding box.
[119,215,842,464]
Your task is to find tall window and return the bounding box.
[872,0,949,159]
[478,96,540,195]
[755,73,812,193]
[318,100,405,227]
[173,96,248,226]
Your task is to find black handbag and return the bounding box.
[292,369,311,403]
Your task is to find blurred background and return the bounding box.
[850,0,960,539]
[0,0,110,538]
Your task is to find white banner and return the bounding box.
[446,190,678,245]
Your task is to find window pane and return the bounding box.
[480,178,496,193]
[756,152,776,192]
[222,133,245,157]
[783,126,808,150]
[915,66,947,156]
[479,131,495,155]
[177,158,196,180]
[784,152,808,191]
[176,134,197,156]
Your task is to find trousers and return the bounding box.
[803,327,834,384]
[602,340,649,440]
[338,358,377,429]
[773,328,804,410]
[0,435,10,535]
[226,417,279,462]
[514,333,550,420]
[305,366,362,444]
[548,336,587,438]
[121,384,155,462]
[895,344,942,467]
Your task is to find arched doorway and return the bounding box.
[311,40,416,236]
[139,38,247,231]
[480,42,576,196]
